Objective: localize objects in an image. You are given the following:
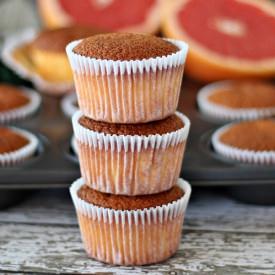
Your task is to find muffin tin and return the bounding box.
[1,62,275,205]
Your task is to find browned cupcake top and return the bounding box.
[209,81,275,109]
[78,184,184,210]
[32,26,102,52]
[220,119,275,151]
[0,128,29,154]
[0,84,29,112]
[79,114,184,136]
[73,33,179,60]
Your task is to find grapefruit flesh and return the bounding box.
[178,0,275,60]
[163,0,275,82]
[38,0,160,33]
[58,0,155,30]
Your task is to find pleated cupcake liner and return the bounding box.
[0,87,41,123]
[212,123,275,165]
[61,92,79,118]
[72,110,190,195]
[197,81,275,121]
[1,29,74,95]
[70,177,191,265]
[0,127,39,166]
[66,38,188,123]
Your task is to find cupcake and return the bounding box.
[0,84,41,123]
[197,80,275,121]
[61,92,79,118]
[72,110,190,195]
[31,26,101,83]
[0,127,39,166]
[70,177,191,265]
[66,33,188,123]
[212,119,275,165]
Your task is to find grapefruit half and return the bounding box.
[162,0,275,82]
[38,0,161,34]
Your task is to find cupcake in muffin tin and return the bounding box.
[66,33,188,123]
[72,110,190,195]
[0,127,39,166]
[212,119,275,165]
[197,80,275,121]
[0,84,41,123]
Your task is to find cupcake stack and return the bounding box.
[66,33,191,265]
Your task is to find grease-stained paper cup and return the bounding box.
[212,123,275,165]
[72,110,190,195]
[0,127,39,166]
[66,38,188,123]
[1,29,74,95]
[197,81,275,121]
[70,177,191,266]
[0,87,41,123]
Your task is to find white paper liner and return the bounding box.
[1,29,74,95]
[197,81,275,121]
[66,38,188,76]
[212,123,275,165]
[70,177,191,265]
[66,38,188,123]
[61,92,79,118]
[72,110,190,194]
[72,110,190,152]
[0,87,41,123]
[0,127,39,166]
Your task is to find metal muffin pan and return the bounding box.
[0,62,275,204]
[179,81,275,204]
[179,81,275,185]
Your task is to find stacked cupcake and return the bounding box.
[66,33,191,265]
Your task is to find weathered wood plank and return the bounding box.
[0,223,275,274]
[1,190,275,233]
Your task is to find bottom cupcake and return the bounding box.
[70,178,191,266]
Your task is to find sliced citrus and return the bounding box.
[38,0,161,33]
[163,0,275,82]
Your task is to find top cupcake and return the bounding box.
[66,33,188,123]
[73,33,179,60]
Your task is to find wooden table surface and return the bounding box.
[1,188,275,274]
